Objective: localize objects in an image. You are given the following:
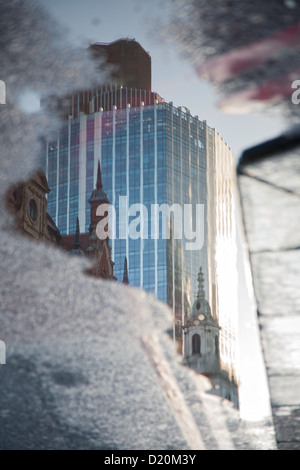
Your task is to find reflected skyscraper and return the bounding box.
[43,39,238,383]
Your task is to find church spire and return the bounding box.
[74,217,81,250]
[197,266,205,299]
[122,256,129,284]
[70,216,84,255]
[96,159,103,190]
[88,160,109,204]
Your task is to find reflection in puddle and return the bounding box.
[40,50,241,408]
[0,0,281,450]
[3,2,272,424]
[41,75,243,411]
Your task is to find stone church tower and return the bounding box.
[182,267,221,375]
[182,266,239,408]
[85,160,116,280]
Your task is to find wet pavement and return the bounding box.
[0,228,277,450]
[0,0,299,450]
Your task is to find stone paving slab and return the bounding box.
[259,316,300,375]
[272,406,300,449]
[250,251,300,316]
[238,175,300,253]
[237,140,300,451]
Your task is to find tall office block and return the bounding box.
[44,101,234,319]
[89,39,152,92]
[55,39,154,120]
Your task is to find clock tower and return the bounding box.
[182,267,221,375]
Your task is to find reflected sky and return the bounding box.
[36,0,285,160]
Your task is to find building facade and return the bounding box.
[6,169,61,245]
[44,101,235,319]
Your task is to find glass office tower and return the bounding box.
[44,99,236,342]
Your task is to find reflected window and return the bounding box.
[192,334,201,355]
[28,199,38,221]
[215,336,219,356]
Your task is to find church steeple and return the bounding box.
[89,160,110,205]
[122,256,129,284]
[88,160,110,238]
[70,216,84,255]
[74,217,81,250]
[182,265,221,377]
[96,159,103,190]
[86,160,116,281]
